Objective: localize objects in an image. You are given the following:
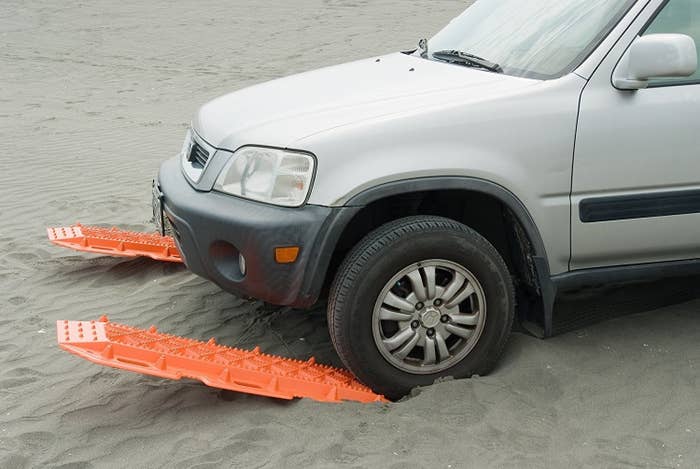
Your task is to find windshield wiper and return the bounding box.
[432,50,503,74]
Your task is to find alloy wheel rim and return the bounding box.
[372,259,487,375]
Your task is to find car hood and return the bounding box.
[194,52,539,150]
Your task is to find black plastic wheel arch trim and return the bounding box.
[310,176,557,335]
[345,177,550,259]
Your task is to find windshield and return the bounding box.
[427,0,638,79]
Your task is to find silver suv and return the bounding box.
[155,0,700,399]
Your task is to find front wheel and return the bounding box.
[328,216,514,400]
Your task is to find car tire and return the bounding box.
[328,216,514,400]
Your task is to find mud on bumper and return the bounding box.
[157,157,355,308]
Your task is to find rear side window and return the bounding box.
[644,0,700,86]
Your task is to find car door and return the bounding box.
[570,0,700,270]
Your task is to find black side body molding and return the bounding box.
[580,189,700,223]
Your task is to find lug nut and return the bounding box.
[415,302,424,310]
[426,328,436,338]
[441,315,450,324]
[434,299,443,307]
[411,320,420,330]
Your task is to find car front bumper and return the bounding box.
[157,157,355,308]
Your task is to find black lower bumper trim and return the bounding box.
[157,157,350,308]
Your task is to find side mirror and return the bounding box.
[613,34,697,90]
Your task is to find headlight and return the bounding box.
[214,146,316,207]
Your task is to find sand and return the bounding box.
[1,0,699,467]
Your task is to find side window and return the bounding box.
[644,0,700,86]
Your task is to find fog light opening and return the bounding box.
[209,241,244,281]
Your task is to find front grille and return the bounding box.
[188,142,210,169]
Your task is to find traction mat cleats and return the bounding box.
[57,317,387,404]
[47,224,182,263]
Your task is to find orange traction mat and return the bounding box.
[47,224,182,263]
[57,317,387,404]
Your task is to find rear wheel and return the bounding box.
[328,216,514,400]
